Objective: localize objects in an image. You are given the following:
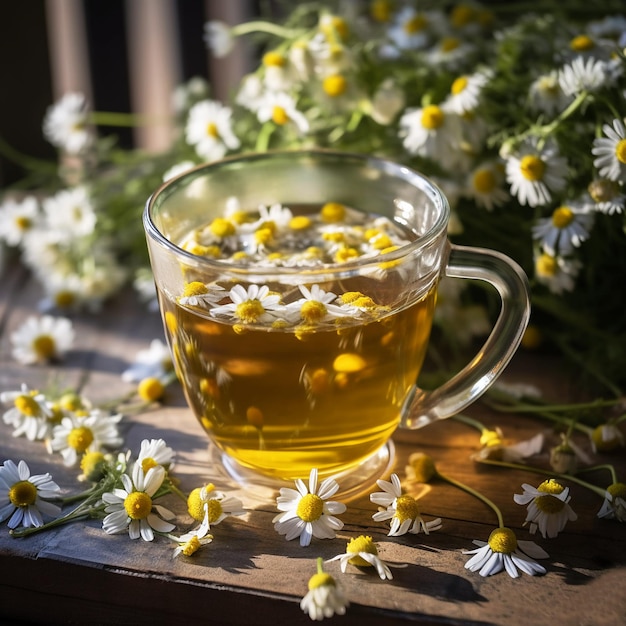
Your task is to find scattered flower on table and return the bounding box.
[171,507,214,558]
[10,315,75,365]
[0,196,40,247]
[549,433,591,474]
[325,535,400,580]
[0,459,61,529]
[136,438,174,473]
[187,483,246,528]
[1,384,55,441]
[472,428,544,464]
[404,452,438,484]
[590,422,625,453]
[369,473,442,537]
[513,479,578,539]
[121,338,174,384]
[300,557,349,621]
[273,468,346,547]
[463,527,549,578]
[596,482,626,522]
[101,462,176,541]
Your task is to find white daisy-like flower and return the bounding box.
[185,99,240,162]
[534,251,581,294]
[387,7,441,51]
[597,482,626,522]
[325,534,399,580]
[37,272,86,313]
[463,161,509,211]
[203,20,234,58]
[0,459,61,529]
[136,438,174,473]
[10,315,75,365]
[426,36,474,70]
[1,384,54,441]
[172,506,214,558]
[42,186,97,242]
[558,55,609,96]
[463,527,549,578]
[273,468,346,547]
[443,70,492,115]
[186,483,246,527]
[256,91,310,135]
[531,202,594,255]
[300,558,349,620]
[101,463,176,541]
[528,70,572,116]
[399,104,462,165]
[370,473,442,536]
[235,74,265,112]
[472,428,544,463]
[285,284,355,326]
[549,432,592,474]
[504,138,568,207]
[590,422,625,452]
[177,280,227,308]
[163,160,196,182]
[210,283,283,325]
[592,118,626,182]
[0,196,40,246]
[122,339,173,383]
[514,479,578,538]
[42,92,93,154]
[48,410,124,467]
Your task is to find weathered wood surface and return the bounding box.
[1,259,625,626]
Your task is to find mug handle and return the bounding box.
[402,243,531,429]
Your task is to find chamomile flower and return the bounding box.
[187,483,246,527]
[534,251,581,294]
[444,70,492,115]
[1,384,54,441]
[532,203,594,255]
[592,118,626,182]
[101,463,176,541]
[504,138,568,207]
[42,92,93,154]
[558,55,610,96]
[121,339,174,384]
[405,452,438,484]
[210,284,283,325]
[136,438,174,473]
[0,196,40,246]
[300,558,349,621]
[370,473,442,536]
[472,428,544,463]
[203,20,234,58]
[171,507,214,558]
[528,70,572,116]
[42,187,97,241]
[464,161,509,211]
[325,535,398,580]
[590,422,625,452]
[0,459,61,529]
[10,315,75,365]
[286,284,355,325]
[587,179,625,215]
[597,482,626,522]
[185,99,240,161]
[48,410,124,467]
[273,468,346,547]
[256,91,310,135]
[463,527,548,578]
[514,479,578,538]
[387,7,441,51]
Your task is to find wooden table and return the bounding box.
[1,260,625,626]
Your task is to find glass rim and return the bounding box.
[143,148,450,277]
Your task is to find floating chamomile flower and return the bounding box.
[370,473,442,536]
[300,558,349,621]
[102,463,176,541]
[463,527,548,578]
[325,535,399,580]
[592,118,626,182]
[171,507,214,558]
[286,284,355,325]
[48,410,123,467]
[532,203,594,256]
[210,284,283,325]
[187,483,246,527]
[0,460,61,530]
[0,196,40,247]
[514,479,578,538]
[1,384,54,441]
[10,315,75,365]
[597,482,626,522]
[185,99,240,162]
[273,468,346,547]
[42,92,93,154]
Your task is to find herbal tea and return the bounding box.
[158,201,438,479]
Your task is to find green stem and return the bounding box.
[9,500,103,538]
[231,20,307,40]
[89,111,170,127]
[437,471,504,528]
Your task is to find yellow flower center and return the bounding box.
[591,425,622,451]
[479,429,503,447]
[181,536,202,556]
[421,105,444,130]
[333,353,366,373]
[8,480,38,507]
[395,494,419,523]
[206,498,224,523]
[206,122,219,138]
[440,36,460,52]
[289,215,312,230]
[262,50,285,67]
[138,377,165,402]
[246,405,264,428]
[308,572,335,590]
[519,155,546,182]
[570,34,594,51]
[141,457,159,473]
[334,246,359,263]
[521,325,543,350]
[588,179,618,203]
[406,452,437,483]
[538,478,565,495]
[123,491,153,520]
[296,493,324,522]
[450,4,476,28]
[534,479,566,514]
[322,74,347,97]
[607,482,626,499]
[254,227,274,246]
[67,426,94,453]
[209,217,236,238]
[272,105,289,126]
[183,281,208,297]
[487,527,517,553]
[451,75,469,95]
[80,451,106,481]
[473,169,496,193]
[15,216,32,231]
[187,487,205,521]
[14,394,41,417]
[370,0,393,23]
[346,535,378,566]
[235,299,266,323]
[54,290,76,309]
[615,138,626,164]
[404,15,427,34]
[321,16,349,41]
[552,206,574,229]
[320,202,346,223]
[300,300,327,323]
[33,335,56,359]
[535,253,558,277]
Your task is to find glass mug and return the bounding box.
[144,150,530,494]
